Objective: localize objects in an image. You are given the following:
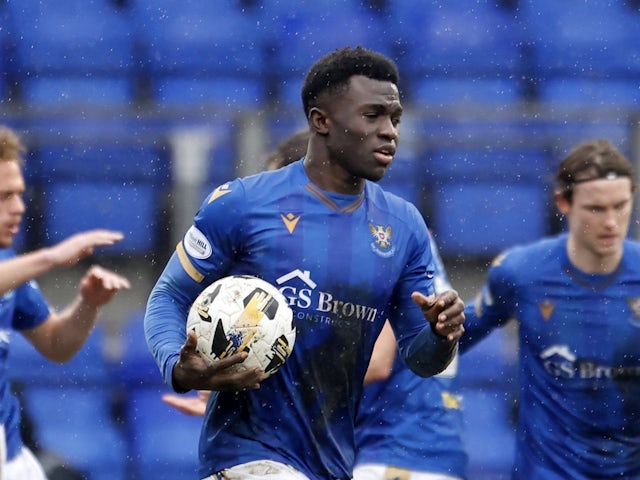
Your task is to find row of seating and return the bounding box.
[1,0,639,109]
[9,107,636,260]
[7,311,519,480]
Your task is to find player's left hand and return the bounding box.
[412,290,465,342]
[162,390,210,417]
[79,265,131,308]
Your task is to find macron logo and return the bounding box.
[276,269,316,289]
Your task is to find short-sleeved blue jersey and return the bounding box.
[355,233,467,477]
[0,248,50,460]
[460,234,640,479]
[144,161,455,479]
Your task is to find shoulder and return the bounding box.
[489,235,565,279]
[366,182,424,224]
[622,239,640,266]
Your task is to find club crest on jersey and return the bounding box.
[369,223,395,258]
[627,297,640,327]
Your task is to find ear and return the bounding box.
[309,107,330,135]
[554,190,570,215]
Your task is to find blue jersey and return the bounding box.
[460,234,640,479]
[355,234,467,478]
[0,248,50,460]
[144,161,455,480]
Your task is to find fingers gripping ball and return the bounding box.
[187,275,296,378]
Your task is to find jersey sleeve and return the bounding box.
[459,251,518,354]
[12,280,50,330]
[144,181,246,390]
[390,208,457,378]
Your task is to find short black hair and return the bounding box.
[301,46,400,118]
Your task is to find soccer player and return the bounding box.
[355,230,467,480]
[0,125,131,479]
[144,46,465,480]
[459,139,640,479]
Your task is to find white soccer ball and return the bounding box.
[186,274,296,378]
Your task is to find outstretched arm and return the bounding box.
[22,264,130,362]
[0,229,124,295]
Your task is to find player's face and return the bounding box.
[559,177,633,265]
[324,75,402,187]
[0,160,26,248]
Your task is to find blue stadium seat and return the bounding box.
[378,153,424,206]
[412,78,522,108]
[153,77,264,111]
[538,78,640,109]
[428,147,550,183]
[21,77,134,108]
[132,0,268,109]
[264,0,394,108]
[432,181,548,258]
[43,181,159,256]
[390,1,522,81]
[518,0,640,79]
[34,139,169,256]
[6,0,137,107]
[7,327,128,480]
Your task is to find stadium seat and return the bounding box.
[20,77,134,108]
[7,327,128,480]
[132,0,268,110]
[264,0,395,108]
[43,181,159,256]
[390,1,523,82]
[378,152,425,206]
[518,0,640,79]
[35,139,169,256]
[432,181,549,258]
[411,77,522,108]
[537,78,640,109]
[5,0,137,107]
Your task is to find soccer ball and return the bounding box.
[186,275,296,378]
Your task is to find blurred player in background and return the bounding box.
[460,139,640,479]
[0,125,131,479]
[355,231,467,480]
[145,46,464,480]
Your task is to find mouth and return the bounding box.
[374,146,396,165]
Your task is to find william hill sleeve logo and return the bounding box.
[369,223,395,258]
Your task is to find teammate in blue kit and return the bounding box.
[0,125,130,479]
[355,230,467,480]
[459,139,640,479]
[144,46,465,480]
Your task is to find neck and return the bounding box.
[565,235,622,274]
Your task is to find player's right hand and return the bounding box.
[172,330,266,392]
[48,229,124,267]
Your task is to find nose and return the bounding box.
[379,116,398,141]
[10,194,25,215]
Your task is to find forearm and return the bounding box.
[403,326,458,378]
[0,248,57,295]
[26,295,100,363]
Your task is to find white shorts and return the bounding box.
[3,446,48,480]
[353,463,463,480]
[204,459,336,480]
